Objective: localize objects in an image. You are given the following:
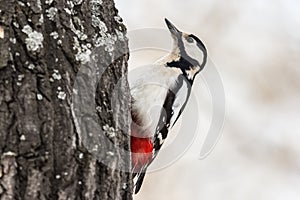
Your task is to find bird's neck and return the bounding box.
[155,48,180,64]
[155,50,200,83]
[168,59,199,82]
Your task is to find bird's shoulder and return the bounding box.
[128,64,182,90]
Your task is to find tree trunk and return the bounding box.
[0,0,132,199]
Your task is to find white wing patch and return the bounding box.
[169,78,190,128]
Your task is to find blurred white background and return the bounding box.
[115,0,300,199]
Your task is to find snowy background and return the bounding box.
[115,0,300,199]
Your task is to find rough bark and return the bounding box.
[0,0,132,199]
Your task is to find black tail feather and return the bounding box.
[134,172,146,194]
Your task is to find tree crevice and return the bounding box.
[0,0,132,199]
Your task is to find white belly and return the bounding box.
[129,65,181,137]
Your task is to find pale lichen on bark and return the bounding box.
[22,25,44,53]
[0,152,17,200]
[0,0,132,199]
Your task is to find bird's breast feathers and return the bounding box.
[129,65,190,137]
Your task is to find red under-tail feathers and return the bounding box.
[130,120,153,171]
[131,136,153,171]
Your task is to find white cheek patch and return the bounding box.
[184,42,204,66]
[185,66,200,79]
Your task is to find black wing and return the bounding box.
[153,75,191,154]
[134,75,192,193]
[133,171,146,194]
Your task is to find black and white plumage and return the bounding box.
[129,18,207,194]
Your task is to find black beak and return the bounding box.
[165,18,181,38]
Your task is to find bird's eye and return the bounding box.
[186,37,194,43]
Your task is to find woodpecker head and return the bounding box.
[165,18,207,81]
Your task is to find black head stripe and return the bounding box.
[167,35,200,82]
[167,32,208,80]
[167,58,194,84]
[178,35,201,67]
[190,34,206,51]
[189,34,207,70]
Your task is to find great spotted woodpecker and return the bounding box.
[129,18,207,194]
